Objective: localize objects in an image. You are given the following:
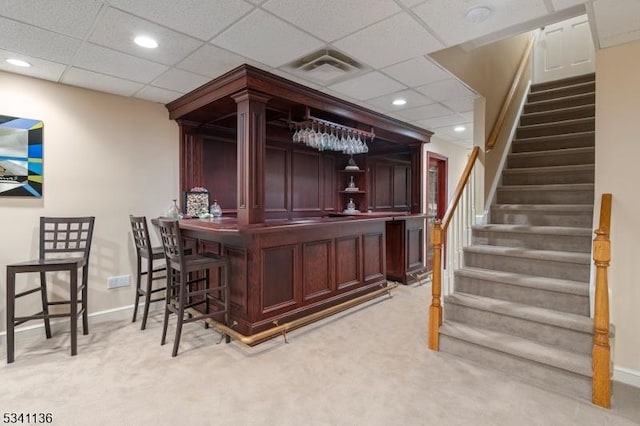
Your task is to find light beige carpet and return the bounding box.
[1,284,638,426]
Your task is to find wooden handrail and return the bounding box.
[592,193,612,408]
[441,146,480,231]
[428,146,480,350]
[486,35,535,152]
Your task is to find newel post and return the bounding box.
[428,220,444,350]
[592,227,611,408]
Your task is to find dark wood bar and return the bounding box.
[166,65,432,339]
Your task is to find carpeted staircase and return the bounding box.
[439,73,599,400]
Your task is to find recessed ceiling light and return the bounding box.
[464,6,493,24]
[134,36,158,49]
[392,98,407,106]
[454,125,466,132]
[6,58,31,67]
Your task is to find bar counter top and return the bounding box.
[178,212,425,234]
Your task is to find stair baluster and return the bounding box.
[592,193,612,408]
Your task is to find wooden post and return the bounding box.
[429,220,444,350]
[592,194,612,408]
[232,89,270,226]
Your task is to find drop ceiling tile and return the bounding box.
[333,13,443,68]
[61,67,145,97]
[396,0,426,7]
[211,9,325,68]
[107,0,254,41]
[414,113,468,130]
[327,71,405,100]
[0,17,81,63]
[0,49,66,82]
[177,44,249,78]
[442,97,475,113]
[382,56,451,87]
[430,132,458,143]
[433,123,474,140]
[413,0,548,46]
[593,0,640,48]
[366,89,434,112]
[72,43,168,84]
[89,8,203,66]
[263,0,401,42]
[393,103,452,121]
[151,68,210,93]
[0,0,101,39]
[135,86,184,104]
[416,78,476,102]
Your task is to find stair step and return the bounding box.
[516,117,594,139]
[524,92,596,114]
[439,321,592,400]
[502,164,594,185]
[520,104,594,126]
[530,73,595,92]
[444,293,593,354]
[527,81,595,103]
[497,183,594,205]
[491,204,594,227]
[472,224,592,252]
[511,131,594,153]
[508,147,594,168]
[463,244,591,281]
[454,267,589,315]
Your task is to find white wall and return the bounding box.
[595,41,640,381]
[0,71,179,332]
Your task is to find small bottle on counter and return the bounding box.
[346,198,356,212]
[166,199,181,219]
[210,200,223,218]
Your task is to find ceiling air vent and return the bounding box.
[285,49,365,84]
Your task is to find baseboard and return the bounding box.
[614,366,640,388]
[0,303,160,344]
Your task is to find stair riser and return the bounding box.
[530,74,595,92]
[454,275,590,315]
[528,82,595,103]
[490,209,593,227]
[497,188,594,205]
[508,151,594,168]
[444,303,593,354]
[464,251,590,281]
[502,169,594,185]
[439,335,592,401]
[489,209,594,227]
[472,230,591,253]
[516,120,594,139]
[511,134,594,153]
[520,106,594,126]
[524,93,595,114]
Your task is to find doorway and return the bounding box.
[425,151,447,273]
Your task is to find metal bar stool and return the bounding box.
[157,218,230,357]
[129,215,166,330]
[6,216,95,363]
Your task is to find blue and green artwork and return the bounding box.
[0,114,43,197]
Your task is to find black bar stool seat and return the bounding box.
[157,218,230,357]
[129,215,167,330]
[6,217,95,363]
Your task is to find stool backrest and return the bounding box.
[157,218,184,269]
[129,215,152,255]
[40,216,95,260]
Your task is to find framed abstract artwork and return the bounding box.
[184,187,210,216]
[0,114,43,197]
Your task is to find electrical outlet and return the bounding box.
[107,275,131,289]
